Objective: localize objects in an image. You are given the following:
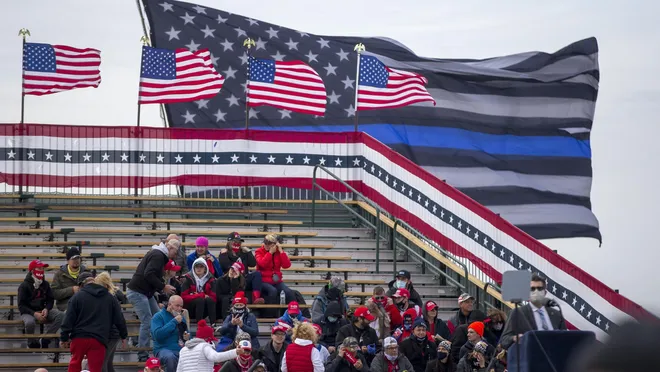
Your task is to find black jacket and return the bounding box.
[17,273,54,315]
[218,249,257,274]
[127,247,168,297]
[500,304,567,350]
[258,340,288,372]
[60,283,128,346]
[325,351,371,372]
[386,280,423,307]
[458,340,494,361]
[319,301,349,348]
[449,325,468,365]
[448,309,486,334]
[426,359,456,372]
[335,323,380,365]
[399,335,437,372]
[216,274,244,297]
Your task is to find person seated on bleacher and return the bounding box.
[449,324,468,365]
[280,322,325,372]
[274,302,309,342]
[157,260,184,309]
[424,340,454,372]
[258,325,289,372]
[424,301,452,343]
[366,286,402,340]
[319,299,349,353]
[392,308,421,342]
[128,237,181,362]
[216,291,260,352]
[176,319,245,372]
[18,260,65,349]
[186,236,223,279]
[254,234,294,303]
[370,336,415,372]
[458,322,494,362]
[152,295,189,372]
[164,234,188,276]
[391,288,421,318]
[324,337,369,372]
[311,276,349,325]
[485,345,507,372]
[399,319,437,372]
[456,341,489,372]
[447,293,486,335]
[216,261,247,319]
[218,232,265,305]
[181,258,218,326]
[483,308,507,347]
[218,334,257,372]
[386,270,423,307]
[51,247,90,312]
[335,306,379,365]
[60,270,128,372]
[311,323,331,363]
[143,357,163,372]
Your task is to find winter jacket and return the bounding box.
[449,325,468,365]
[393,308,420,342]
[486,356,507,372]
[218,248,257,275]
[425,359,456,372]
[176,337,238,372]
[181,258,217,305]
[319,301,349,348]
[259,340,288,372]
[459,340,494,362]
[254,245,291,284]
[447,309,486,335]
[17,272,54,315]
[335,323,380,365]
[187,251,223,278]
[399,335,437,372]
[274,311,309,343]
[127,243,169,297]
[51,264,90,311]
[386,280,423,307]
[175,246,189,275]
[456,356,488,372]
[367,298,403,339]
[325,351,371,372]
[281,338,325,372]
[152,307,187,355]
[310,285,349,325]
[60,283,128,346]
[370,351,414,372]
[219,310,260,349]
[216,274,245,297]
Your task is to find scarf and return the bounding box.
[236,354,252,372]
[32,274,43,289]
[67,265,80,279]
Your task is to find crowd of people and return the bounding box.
[16,233,569,372]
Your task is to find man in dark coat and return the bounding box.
[447,293,486,334]
[386,270,423,307]
[335,306,379,365]
[257,325,289,372]
[51,247,90,311]
[399,318,437,372]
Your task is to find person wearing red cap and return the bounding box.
[273,301,309,340]
[217,291,260,351]
[143,357,162,372]
[310,323,331,363]
[218,232,265,306]
[156,260,184,308]
[392,308,420,342]
[458,321,494,362]
[335,306,380,365]
[18,260,64,349]
[391,288,421,319]
[423,301,452,343]
[177,319,245,372]
[216,261,249,319]
[187,236,223,279]
[365,286,403,338]
[254,234,293,304]
[181,257,218,325]
[259,325,289,372]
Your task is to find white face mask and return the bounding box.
[530,290,546,306]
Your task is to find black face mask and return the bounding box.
[232,307,246,316]
[396,301,407,310]
[415,335,426,343]
[437,351,448,360]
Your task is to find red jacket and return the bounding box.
[255,245,291,284]
[285,342,314,371]
[180,273,217,305]
[385,303,403,329]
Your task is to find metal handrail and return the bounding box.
[311,165,387,273]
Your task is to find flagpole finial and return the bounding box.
[18,28,30,39]
[140,36,150,46]
[243,38,256,50]
[354,43,365,54]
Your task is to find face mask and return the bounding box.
[232,307,246,316]
[327,316,338,323]
[396,301,407,310]
[403,319,412,330]
[437,351,448,360]
[385,353,398,362]
[416,335,426,343]
[395,280,406,289]
[232,243,241,251]
[373,296,387,307]
[32,270,45,281]
[493,323,503,331]
[530,290,546,306]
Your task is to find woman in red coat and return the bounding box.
[254,234,294,303]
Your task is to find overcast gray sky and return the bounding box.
[1,1,659,314]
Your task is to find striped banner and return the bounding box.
[0,123,651,339]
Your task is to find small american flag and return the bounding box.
[22,43,101,96]
[248,57,327,116]
[138,46,224,104]
[357,55,435,111]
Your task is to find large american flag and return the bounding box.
[248,57,326,116]
[357,55,435,111]
[138,46,224,104]
[22,43,101,96]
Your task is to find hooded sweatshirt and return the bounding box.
[181,258,217,305]
[60,283,128,346]
[127,243,169,297]
[17,272,55,315]
[319,301,349,347]
[176,337,238,372]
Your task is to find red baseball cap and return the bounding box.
[312,323,322,335]
[392,288,410,299]
[353,306,376,322]
[145,357,161,369]
[164,260,181,272]
[28,260,49,271]
[425,301,438,312]
[288,301,300,314]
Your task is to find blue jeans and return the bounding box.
[156,348,179,372]
[126,289,160,359]
[261,281,294,303]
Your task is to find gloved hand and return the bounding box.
[367,344,377,355]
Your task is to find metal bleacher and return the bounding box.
[0,189,508,371]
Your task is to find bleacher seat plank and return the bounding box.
[0,277,378,285]
[0,253,349,261]
[0,216,302,226]
[0,265,368,273]
[47,205,288,214]
[29,194,357,205]
[0,241,332,249]
[70,228,318,237]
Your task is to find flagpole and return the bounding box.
[18,28,30,196]
[353,43,365,132]
[134,37,149,202]
[136,36,149,128]
[243,38,255,130]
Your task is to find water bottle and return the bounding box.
[280,290,286,305]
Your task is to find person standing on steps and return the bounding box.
[218,232,265,305]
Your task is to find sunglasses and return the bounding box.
[531,286,545,291]
[374,296,386,300]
